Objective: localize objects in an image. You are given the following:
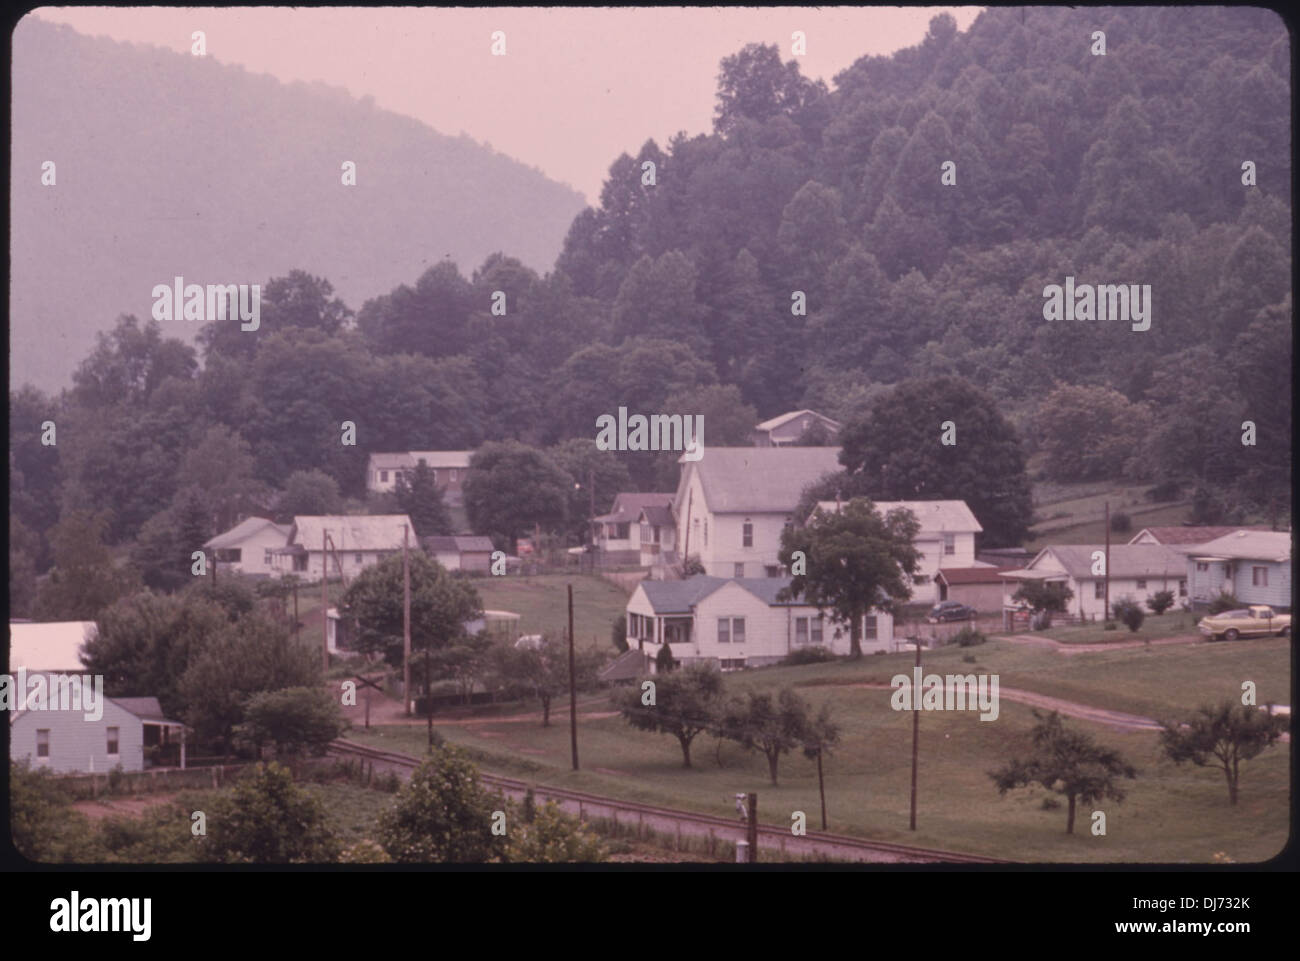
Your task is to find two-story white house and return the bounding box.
[625,575,895,670]
[592,493,674,564]
[638,501,678,572]
[204,516,294,578]
[1180,530,1292,610]
[674,447,842,579]
[998,544,1188,621]
[810,499,989,605]
[272,514,414,579]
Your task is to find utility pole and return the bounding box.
[568,583,579,771]
[1104,500,1111,623]
[746,793,758,863]
[816,748,827,830]
[322,530,329,671]
[403,524,412,716]
[909,637,921,831]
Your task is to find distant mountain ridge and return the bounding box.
[10,17,588,391]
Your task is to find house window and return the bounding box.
[355,553,363,565]
[718,617,745,644]
[1095,581,1106,599]
[640,524,652,544]
[1196,562,1209,573]
[431,469,439,483]
[863,616,878,640]
[703,519,708,546]
[1179,579,1187,597]
[943,533,955,556]
[1136,579,1146,590]
[1252,567,1268,587]
[719,658,746,671]
[36,730,49,758]
[107,727,120,756]
[913,575,929,585]
[734,563,745,578]
[795,618,808,646]
[811,615,823,645]
[294,555,308,572]
[264,549,274,566]
[794,616,824,646]
[380,470,389,483]
[742,520,753,548]
[450,469,459,482]
[765,565,780,578]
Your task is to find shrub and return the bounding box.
[655,643,675,673]
[377,744,498,862]
[611,614,628,653]
[1146,590,1176,615]
[961,654,977,664]
[951,626,987,647]
[1103,621,1118,631]
[1207,592,1240,615]
[1109,512,1132,533]
[782,646,838,665]
[201,762,339,863]
[1116,600,1145,632]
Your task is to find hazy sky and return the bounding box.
[34,6,983,204]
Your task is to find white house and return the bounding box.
[366,451,474,503]
[592,493,674,563]
[9,678,184,773]
[1127,525,1268,547]
[752,409,842,447]
[998,544,1188,621]
[424,535,495,573]
[674,447,842,578]
[272,514,414,579]
[204,516,293,578]
[625,575,896,670]
[1180,530,1292,610]
[809,499,988,605]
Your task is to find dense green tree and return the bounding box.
[234,687,349,759]
[278,468,343,519]
[778,497,921,658]
[463,441,571,549]
[718,687,815,785]
[202,762,339,863]
[377,744,500,863]
[1034,383,1152,482]
[838,377,1033,547]
[617,663,725,768]
[393,461,454,537]
[491,636,604,727]
[1159,701,1288,806]
[33,510,140,621]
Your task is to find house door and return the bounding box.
[938,579,948,601]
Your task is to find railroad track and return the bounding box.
[327,738,1008,864]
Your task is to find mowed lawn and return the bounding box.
[1017,612,1202,644]
[346,638,1290,863]
[473,574,630,651]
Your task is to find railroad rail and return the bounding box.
[327,738,1008,864]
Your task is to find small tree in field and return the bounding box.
[718,687,813,786]
[1158,701,1288,806]
[202,762,339,863]
[234,686,348,761]
[377,743,498,862]
[617,663,723,768]
[1112,597,1145,632]
[1012,580,1074,628]
[1146,590,1175,615]
[989,711,1137,834]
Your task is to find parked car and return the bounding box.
[1197,605,1291,641]
[927,601,976,623]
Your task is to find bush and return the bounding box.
[201,762,339,863]
[1109,512,1132,533]
[611,614,628,654]
[1114,599,1145,632]
[1207,592,1240,615]
[655,643,675,673]
[782,646,838,665]
[377,744,498,863]
[1103,621,1118,631]
[1146,590,1176,615]
[951,626,987,648]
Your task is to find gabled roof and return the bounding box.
[594,492,673,524]
[1129,525,1270,546]
[811,499,982,533]
[8,621,96,672]
[291,515,414,552]
[754,409,842,433]
[639,504,674,528]
[112,697,173,722]
[636,574,883,614]
[426,535,495,553]
[1030,544,1186,579]
[688,448,841,513]
[204,516,292,550]
[1183,530,1291,563]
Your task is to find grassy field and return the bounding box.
[346,637,1290,863]
[473,573,631,651]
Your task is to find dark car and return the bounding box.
[927,601,976,623]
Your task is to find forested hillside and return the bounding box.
[11,8,1291,617]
